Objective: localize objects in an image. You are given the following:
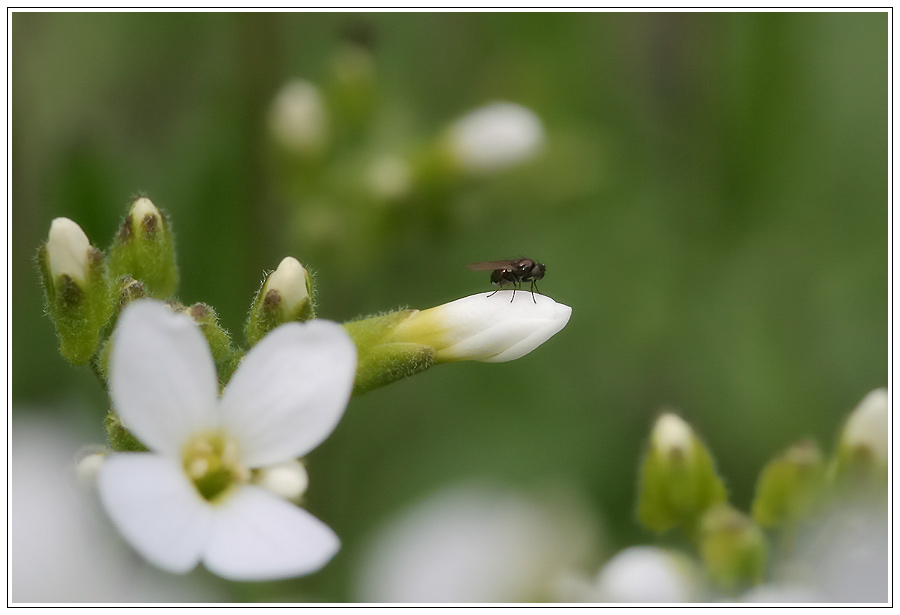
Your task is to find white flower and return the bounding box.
[589,546,699,603]
[392,291,571,362]
[355,483,594,602]
[840,388,888,464]
[268,79,329,154]
[97,300,356,581]
[447,102,544,173]
[47,217,91,283]
[265,256,311,314]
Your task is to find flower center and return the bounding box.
[181,432,248,502]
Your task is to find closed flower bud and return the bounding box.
[832,388,889,488]
[39,217,112,364]
[269,79,329,157]
[637,412,727,535]
[390,291,571,363]
[47,217,91,283]
[75,449,108,486]
[366,155,412,202]
[699,504,767,591]
[252,459,309,503]
[446,102,544,173]
[343,292,571,394]
[246,257,315,347]
[752,439,826,528]
[109,197,178,299]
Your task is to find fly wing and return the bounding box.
[467,260,517,271]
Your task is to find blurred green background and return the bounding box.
[12,11,886,601]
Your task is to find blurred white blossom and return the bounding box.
[355,483,595,603]
[12,414,220,603]
[366,155,412,201]
[839,387,889,465]
[786,502,889,602]
[447,102,544,173]
[269,79,329,155]
[97,300,356,581]
[587,546,699,603]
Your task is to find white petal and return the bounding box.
[265,257,310,313]
[396,291,571,363]
[652,413,694,458]
[593,546,697,603]
[47,217,91,282]
[109,300,220,455]
[97,453,212,574]
[220,320,356,467]
[203,485,339,581]
[842,388,889,463]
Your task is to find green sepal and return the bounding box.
[343,310,437,394]
[699,504,768,592]
[185,302,244,387]
[91,276,148,383]
[245,272,316,347]
[105,410,147,452]
[637,432,728,536]
[108,202,178,299]
[752,439,826,528]
[38,243,113,365]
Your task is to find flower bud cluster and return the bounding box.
[633,388,887,595]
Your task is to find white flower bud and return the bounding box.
[265,257,310,314]
[447,102,544,173]
[652,413,693,459]
[130,197,162,228]
[269,79,328,155]
[393,291,571,363]
[47,217,91,283]
[841,388,888,464]
[75,450,107,486]
[253,459,309,502]
[366,155,412,201]
[592,546,698,603]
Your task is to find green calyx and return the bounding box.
[699,504,767,591]
[637,426,728,537]
[39,243,113,365]
[343,310,436,394]
[108,200,178,299]
[752,439,826,528]
[246,268,316,347]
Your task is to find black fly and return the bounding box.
[467,258,546,303]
